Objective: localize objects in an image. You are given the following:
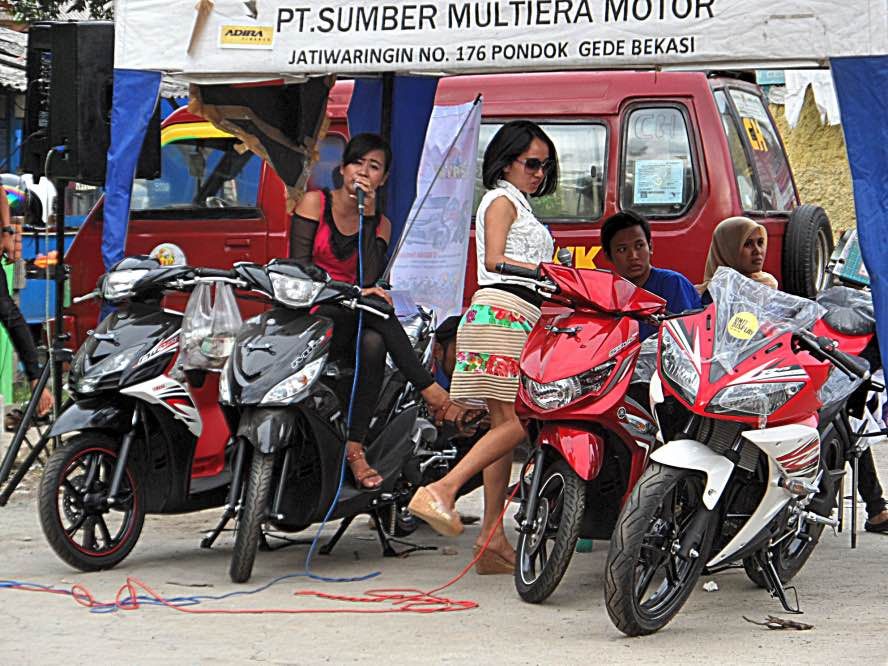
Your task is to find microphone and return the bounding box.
[556,248,573,267]
[356,187,366,214]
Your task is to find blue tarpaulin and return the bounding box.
[347,77,438,251]
[101,68,161,271]
[831,56,888,365]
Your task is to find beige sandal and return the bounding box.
[407,486,464,537]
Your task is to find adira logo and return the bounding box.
[219,25,274,49]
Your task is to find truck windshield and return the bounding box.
[131,135,261,211]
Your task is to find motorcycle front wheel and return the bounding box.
[38,433,145,572]
[514,458,585,604]
[604,463,715,636]
[230,450,275,583]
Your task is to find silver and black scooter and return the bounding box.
[206,259,445,583]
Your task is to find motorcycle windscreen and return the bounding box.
[706,267,826,383]
[539,264,666,316]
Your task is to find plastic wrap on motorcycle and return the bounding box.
[650,439,735,510]
[48,399,132,437]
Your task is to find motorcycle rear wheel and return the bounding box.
[742,515,824,588]
[514,459,585,604]
[604,463,715,636]
[230,450,275,583]
[38,433,145,572]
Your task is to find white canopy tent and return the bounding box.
[107,0,888,366]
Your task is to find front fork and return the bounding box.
[517,447,547,535]
[106,404,141,506]
[201,437,249,549]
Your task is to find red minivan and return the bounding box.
[65,71,832,347]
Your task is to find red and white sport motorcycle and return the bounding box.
[604,267,883,636]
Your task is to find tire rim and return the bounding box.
[518,472,564,586]
[632,475,707,621]
[56,447,138,557]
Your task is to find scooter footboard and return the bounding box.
[650,439,735,510]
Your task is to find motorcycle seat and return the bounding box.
[816,286,875,336]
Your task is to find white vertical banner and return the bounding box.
[390,100,482,320]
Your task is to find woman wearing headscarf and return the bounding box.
[697,216,778,296]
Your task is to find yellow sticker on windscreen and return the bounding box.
[727,312,759,340]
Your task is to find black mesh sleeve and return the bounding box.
[289,214,319,263]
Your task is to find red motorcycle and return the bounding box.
[496,262,667,603]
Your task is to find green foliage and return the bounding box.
[3,1,113,22]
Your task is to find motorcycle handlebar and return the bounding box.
[495,262,541,280]
[194,267,236,279]
[796,330,871,380]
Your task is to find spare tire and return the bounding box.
[782,204,833,298]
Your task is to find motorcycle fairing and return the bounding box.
[121,374,201,436]
[706,455,791,567]
[48,399,133,437]
[742,423,821,481]
[650,439,735,510]
[539,264,665,316]
[538,424,605,480]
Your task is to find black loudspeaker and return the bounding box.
[22,21,160,185]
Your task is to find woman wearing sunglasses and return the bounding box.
[409,120,558,573]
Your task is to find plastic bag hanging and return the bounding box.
[180,282,242,370]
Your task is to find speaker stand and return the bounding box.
[0,176,72,505]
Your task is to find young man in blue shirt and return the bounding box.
[601,211,701,340]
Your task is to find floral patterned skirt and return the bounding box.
[449,288,541,404]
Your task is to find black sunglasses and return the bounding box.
[515,157,555,174]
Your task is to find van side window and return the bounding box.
[620,106,696,217]
[727,89,795,212]
[132,137,261,212]
[474,122,607,222]
[714,90,758,211]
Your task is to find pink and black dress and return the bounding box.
[290,189,435,443]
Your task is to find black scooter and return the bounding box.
[207,259,443,583]
[37,257,238,571]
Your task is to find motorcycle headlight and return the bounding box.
[102,269,149,300]
[72,345,145,394]
[523,360,616,411]
[260,356,326,405]
[270,273,325,308]
[709,382,804,416]
[660,327,699,404]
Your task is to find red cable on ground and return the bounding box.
[2,484,521,616]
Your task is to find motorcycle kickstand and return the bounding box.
[369,508,436,558]
[201,506,235,549]
[758,551,802,614]
[319,515,355,556]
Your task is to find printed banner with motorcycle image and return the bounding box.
[389,100,482,321]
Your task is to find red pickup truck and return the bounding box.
[65,70,832,347]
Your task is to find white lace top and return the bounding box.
[475,180,554,289]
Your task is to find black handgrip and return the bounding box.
[358,294,394,316]
[195,267,235,278]
[494,262,540,280]
[832,349,871,379]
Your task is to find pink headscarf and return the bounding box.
[697,216,778,293]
